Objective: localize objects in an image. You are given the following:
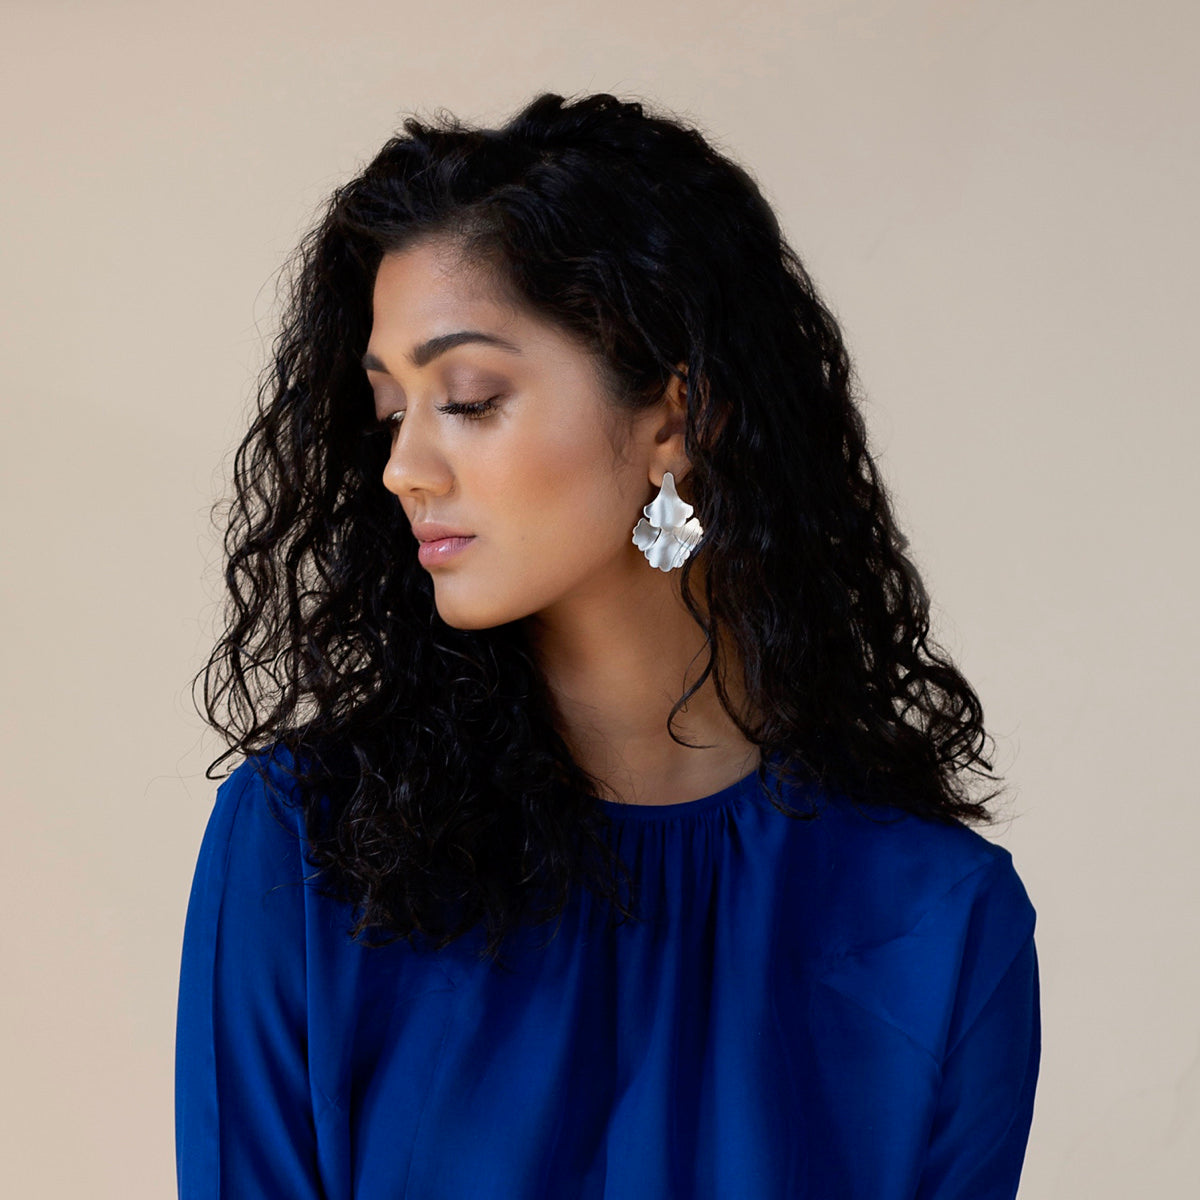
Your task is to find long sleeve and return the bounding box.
[914,865,1042,1199]
[175,754,325,1200]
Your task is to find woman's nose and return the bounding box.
[381,408,454,499]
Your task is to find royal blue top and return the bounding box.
[175,746,1040,1199]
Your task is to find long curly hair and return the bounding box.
[194,90,1004,968]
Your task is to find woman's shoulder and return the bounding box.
[771,781,1036,968]
[780,786,1037,1061]
[210,740,304,819]
[190,743,315,902]
[800,784,1030,912]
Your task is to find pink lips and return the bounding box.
[417,535,476,567]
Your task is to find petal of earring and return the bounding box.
[632,471,704,572]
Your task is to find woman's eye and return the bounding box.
[369,396,502,437]
[442,395,502,421]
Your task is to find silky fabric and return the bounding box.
[175,745,1040,1199]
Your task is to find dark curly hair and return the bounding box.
[193,90,1004,969]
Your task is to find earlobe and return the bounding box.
[645,362,695,496]
[657,374,689,440]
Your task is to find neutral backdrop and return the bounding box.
[3,1,1196,1196]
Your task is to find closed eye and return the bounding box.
[368,395,503,436]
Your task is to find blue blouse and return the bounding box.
[175,746,1040,1199]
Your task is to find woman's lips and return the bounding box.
[417,535,476,567]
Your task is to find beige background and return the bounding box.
[3,1,1196,1196]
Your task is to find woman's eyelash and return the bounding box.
[369,396,501,435]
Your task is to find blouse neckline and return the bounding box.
[594,759,768,823]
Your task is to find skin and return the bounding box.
[365,238,761,806]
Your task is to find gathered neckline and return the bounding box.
[594,761,769,823]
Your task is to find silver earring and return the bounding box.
[632,471,704,572]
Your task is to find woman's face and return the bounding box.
[365,239,680,632]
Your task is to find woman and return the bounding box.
[176,92,1040,1199]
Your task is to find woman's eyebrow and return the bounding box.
[362,330,523,374]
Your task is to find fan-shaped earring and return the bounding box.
[632,471,704,572]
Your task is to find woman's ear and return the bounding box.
[651,363,692,487]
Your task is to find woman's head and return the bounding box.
[198,91,1001,965]
[293,89,819,639]
[364,235,693,633]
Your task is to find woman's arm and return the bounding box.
[175,754,325,1199]
[914,883,1042,1198]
